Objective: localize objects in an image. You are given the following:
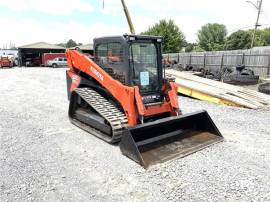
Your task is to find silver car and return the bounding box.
[47,57,67,68]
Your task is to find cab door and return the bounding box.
[94,42,126,84]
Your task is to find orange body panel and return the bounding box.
[144,102,173,117]
[66,50,180,126]
[67,71,81,91]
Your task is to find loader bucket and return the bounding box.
[120,110,223,168]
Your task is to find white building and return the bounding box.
[0,49,18,58]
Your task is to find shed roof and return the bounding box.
[71,44,93,50]
[18,42,65,50]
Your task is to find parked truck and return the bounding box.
[42,53,66,67]
[0,56,12,68]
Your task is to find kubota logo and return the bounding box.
[90,66,104,81]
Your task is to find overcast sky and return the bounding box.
[0,0,270,48]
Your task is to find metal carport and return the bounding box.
[18,42,65,67]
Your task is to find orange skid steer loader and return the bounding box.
[66,35,223,168]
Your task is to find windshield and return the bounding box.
[129,42,159,93]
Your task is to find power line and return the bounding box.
[227,23,270,35]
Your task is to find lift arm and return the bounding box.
[66,49,138,126]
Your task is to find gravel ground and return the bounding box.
[1,67,270,202]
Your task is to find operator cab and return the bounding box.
[93,34,164,105]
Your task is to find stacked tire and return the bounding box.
[221,65,259,85]
[258,82,270,95]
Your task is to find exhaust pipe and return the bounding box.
[120,110,223,168]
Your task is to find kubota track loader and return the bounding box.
[66,34,223,168]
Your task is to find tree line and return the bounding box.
[142,19,270,53]
[57,39,83,48]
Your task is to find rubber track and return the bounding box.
[75,88,128,142]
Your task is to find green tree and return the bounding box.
[57,43,66,48]
[225,30,252,50]
[57,39,83,48]
[258,28,270,46]
[197,23,227,51]
[193,45,204,52]
[250,29,264,47]
[184,43,196,52]
[66,39,77,48]
[141,19,186,53]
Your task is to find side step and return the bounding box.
[120,110,223,168]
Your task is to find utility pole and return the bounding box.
[120,0,135,34]
[102,0,135,34]
[249,0,263,48]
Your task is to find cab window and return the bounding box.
[108,43,123,63]
[95,42,125,84]
[95,42,123,66]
